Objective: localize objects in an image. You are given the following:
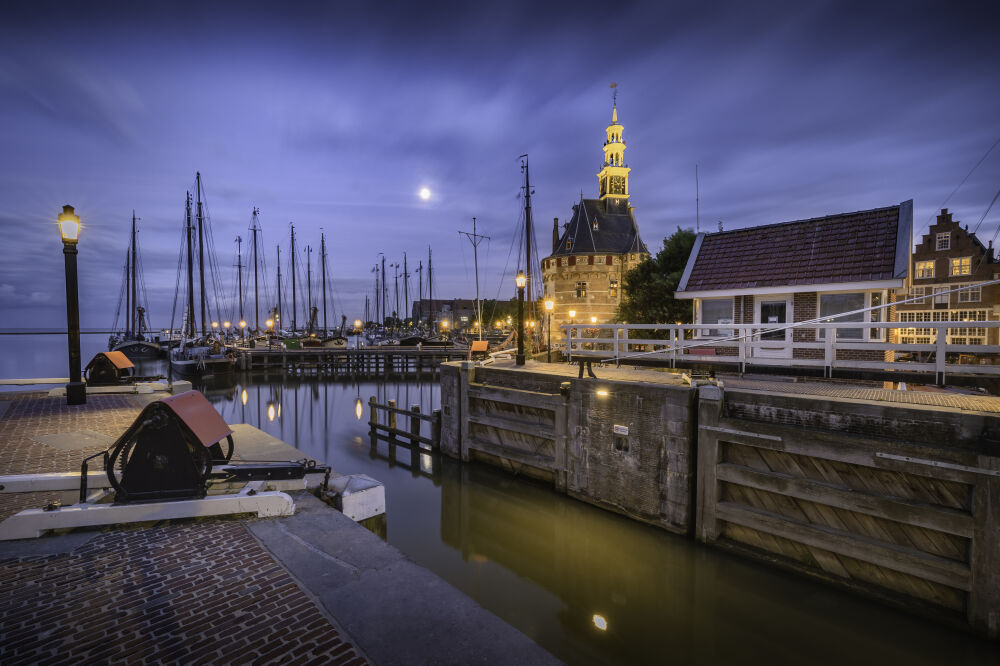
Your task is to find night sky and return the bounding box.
[1,1,998,330]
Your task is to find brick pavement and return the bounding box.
[0,392,369,665]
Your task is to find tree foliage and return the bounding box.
[616,227,697,324]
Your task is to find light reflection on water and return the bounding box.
[2,336,998,665]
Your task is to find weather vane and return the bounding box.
[610,81,618,105]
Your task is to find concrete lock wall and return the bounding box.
[439,362,696,534]
[438,362,1000,638]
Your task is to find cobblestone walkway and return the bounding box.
[0,393,368,665]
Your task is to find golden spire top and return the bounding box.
[610,82,618,123]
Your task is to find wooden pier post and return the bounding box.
[431,409,442,450]
[409,404,421,445]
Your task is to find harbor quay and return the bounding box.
[0,390,557,665]
[440,359,1000,639]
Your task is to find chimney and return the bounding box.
[553,217,559,253]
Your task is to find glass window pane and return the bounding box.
[819,292,864,339]
[701,298,733,337]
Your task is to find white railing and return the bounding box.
[561,322,1000,382]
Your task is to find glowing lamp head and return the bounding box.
[441,321,449,328]
[265,319,274,329]
[57,205,81,244]
[592,614,608,631]
[544,299,554,311]
[591,316,598,324]
[353,319,362,329]
[223,321,231,329]
[515,272,527,289]
[211,321,219,329]
[529,320,536,328]
[568,310,576,319]
[239,320,247,329]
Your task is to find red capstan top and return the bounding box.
[160,390,233,447]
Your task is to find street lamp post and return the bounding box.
[266,318,274,350]
[568,310,576,361]
[544,299,554,363]
[58,205,85,405]
[515,272,526,365]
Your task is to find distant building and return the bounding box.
[411,299,477,330]
[541,102,649,332]
[896,208,999,345]
[675,202,912,360]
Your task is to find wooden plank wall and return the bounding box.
[696,385,1000,637]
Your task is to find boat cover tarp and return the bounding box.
[97,351,135,370]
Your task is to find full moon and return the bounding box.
[418,187,431,201]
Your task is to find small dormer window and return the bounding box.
[936,233,950,251]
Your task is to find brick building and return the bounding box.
[897,208,1000,345]
[675,201,912,360]
[541,102,649,332]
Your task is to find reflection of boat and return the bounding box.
[109,211,161,359]
[171,340,235,378]
[397,335,454,348]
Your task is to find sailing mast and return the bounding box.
[416,261,423,324]
[427,246,433,328]
[185,193,196,338]
[320,232,328,335]
[276,245,282,330]
[459,217,489,339]
[236,237,244,328]
[290,224,297,332]
[130,211,137,338]
[251,208,261,332]
[403,252,409,324]
[381,255,386,324]
[307,246,313,330]
[521,155,534,325]
[196,172,206,336]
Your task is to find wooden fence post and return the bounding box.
[410,404,421,446]
[431,409,442,450]
[388,399,397,443]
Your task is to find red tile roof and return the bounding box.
[682,204,905,291]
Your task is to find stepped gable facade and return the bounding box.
[897,208,1000,345]
[541,103,650,332]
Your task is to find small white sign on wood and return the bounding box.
[613,424,629,436]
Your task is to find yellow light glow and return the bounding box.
[591,316,598,324]
[442,321,449,328]
[544,299,554,311]
[223,321,231,328]
[568,310,576,319]
[353,319,362,329]
[239,320,247,329]
[592,614,608,631]
[596,389,609,397]
[419,187,431,200]
[241,389,248,405]
[211,321,219,329]
[57,205,81,244]
[529,321,536,328]
[515,272,527,289]
[267,404,276,421]
[355,397,363,420]
[266,319,274,328]
[496,320,503,328]
[277,404,282,418]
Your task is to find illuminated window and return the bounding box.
[576,282,587,298]
[915,260,935,278]
[609,278,619,299]
[936,233,950,250]
[950,257,971,276]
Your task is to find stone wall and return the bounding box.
[541,252,647,330]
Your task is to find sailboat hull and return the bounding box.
[112,340,161,359]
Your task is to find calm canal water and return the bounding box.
[3,333,1000,665]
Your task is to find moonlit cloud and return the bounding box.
[0,0,997,328]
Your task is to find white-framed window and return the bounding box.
[950,257,972,276]
[957,284,981,303]
[818,292,865,339]
[915,260,935,278]
[909,286,926,304]
[575,281,587,298]
[936,233,950,250]
[933,287,949,306]
[699,298,734,337]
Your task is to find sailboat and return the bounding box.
[169,173,236,379]
[108,211,161,359]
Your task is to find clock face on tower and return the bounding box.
[610,176,625,195]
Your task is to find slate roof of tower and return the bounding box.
[549,198,648,257]
[678,202,912,292]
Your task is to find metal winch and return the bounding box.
[0,390,331,540]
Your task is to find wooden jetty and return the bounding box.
[235,346,469,378]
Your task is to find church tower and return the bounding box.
[540,93,649,333]
[597,104,630,206]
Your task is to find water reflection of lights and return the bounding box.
[420,452,433,472]
[355,397,363,420]
[596,389,609,397]
[277,403,281,418]
[267,403,276,422]
[241,389,248,405]
[592,614,608,631]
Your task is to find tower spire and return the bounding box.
[597,84,630,206]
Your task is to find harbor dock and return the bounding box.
[0,389,557,665]
[234,346,470,378]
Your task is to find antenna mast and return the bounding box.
[696,164,700,233]
[459,217,490,339]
